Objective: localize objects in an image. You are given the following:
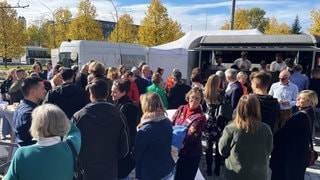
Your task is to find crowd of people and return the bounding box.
[0,52,319,180]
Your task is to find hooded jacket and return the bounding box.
[73,101,130,180]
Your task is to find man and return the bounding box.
[225,68,243,110]
[250,71,280,132]
[269,70,299,131]
[72,79,130,180]
[75,64,89,89]
[43,68,90,119]
[290,64,309,92]
[131,66,149,95]
[13,77,47,146]
[309,67,320,131]
[43,61,53,80]
[270,53,287,72]
[9,68,27,104]
[232,51,251,71]
[141,65,152,84]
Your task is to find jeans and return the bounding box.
[0,110,11,136]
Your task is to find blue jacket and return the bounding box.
[13,99,38,146]
[133,117,174,179]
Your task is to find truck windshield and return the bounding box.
[59,52,78,67]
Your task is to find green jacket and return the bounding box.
[147,83,168,108]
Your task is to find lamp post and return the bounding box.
[107,0,119,42]
[230,0,236,30]
[39,1,58,48]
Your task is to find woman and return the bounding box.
[171,87,206,180]
[132,92,175,180]
[219,94,273,180]
[111,79,138,179]
[123,71,140,103]
[203,74,224,176]
[270,90,318,180]
[146,73,168,109]
[5,104,81,180]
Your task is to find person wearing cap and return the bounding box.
[167,71,191,109]
[232,51,252,71]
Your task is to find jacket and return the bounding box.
[43,83,90,119]
[147,83,168,108]
[73,101,130,180]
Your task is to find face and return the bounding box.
[278,72,289,85]
[188,92,202,109]
[142,67,151,77]
[238,77,247,85]
[111,85,126,101]
[276,55,283,63]
[296,94,311,108]
[34,82,47,102]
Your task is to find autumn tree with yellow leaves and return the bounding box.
[138,0,184,47]
[264,17,291,34]
[308,9,320,36]
[0,1,26,67]
[67,0,103,40]
[108,13,137,43]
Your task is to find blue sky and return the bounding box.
[6,0,320,33]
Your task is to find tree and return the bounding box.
[108,13,137,43]
[26,19,48,47]
[54,8,72,47]
[247,8,269,32]
[265,17,291,34]
[308,9,320,36]
[67,0,102,40]
[0,1,26,67]
[138,0,184,47]
[291,15,301,34]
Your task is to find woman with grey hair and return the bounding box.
[5,104,81,180]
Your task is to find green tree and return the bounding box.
[67,0,102,40]
[138,0,184,47]
[0,1,26,67]
[291,15,302,34]
[308,9,320,36]
[109,13,137,43]
[248,8,269,32]
[220,7,268,33]
[26,19,48,47]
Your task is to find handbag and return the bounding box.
[215,96,233,122]
[302,110,319,167]
[66,140,86,180]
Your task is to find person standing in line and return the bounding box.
[232,51,251,71]
[171,87,206,180]
[43,68,90,119]
[132,92,175,180]
[141,65,152,85]
[6,104,81,180]
[73,79,130,180]
[290,64,309,92]
[131,66,149,95]
[111,79,138,179]
[250,71,280,133]
[270,53,287,72]
[225,68,243,110]
[123,71,140,103]
[219,94,273,180]
[202,74,224,176]
[270,90,318,180]
[14,77,47,146]
[309,67,320,131]
[146,73,168,109]
[269,70,299,132]
[75,64,89,90]
[167,70,191,109]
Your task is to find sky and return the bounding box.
[5,0,320,33]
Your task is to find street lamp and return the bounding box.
[39,1,58,48]
[106,0,119,42]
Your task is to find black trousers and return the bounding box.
[205,139,223,174]
[174,155,201,180]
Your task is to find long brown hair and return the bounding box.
[234,94,261,133]
[203,74,220,104]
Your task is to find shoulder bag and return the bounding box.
[66,140,86,180]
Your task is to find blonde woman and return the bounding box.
[270,90,318,180]
[132,92,174,179]
[219,94,273,180]
[6,104,81,180]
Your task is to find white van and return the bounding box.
[58,40,149,69]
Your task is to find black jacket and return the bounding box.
[43,83,90,119]
[73,101,130,180]
[167,82,191,109]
